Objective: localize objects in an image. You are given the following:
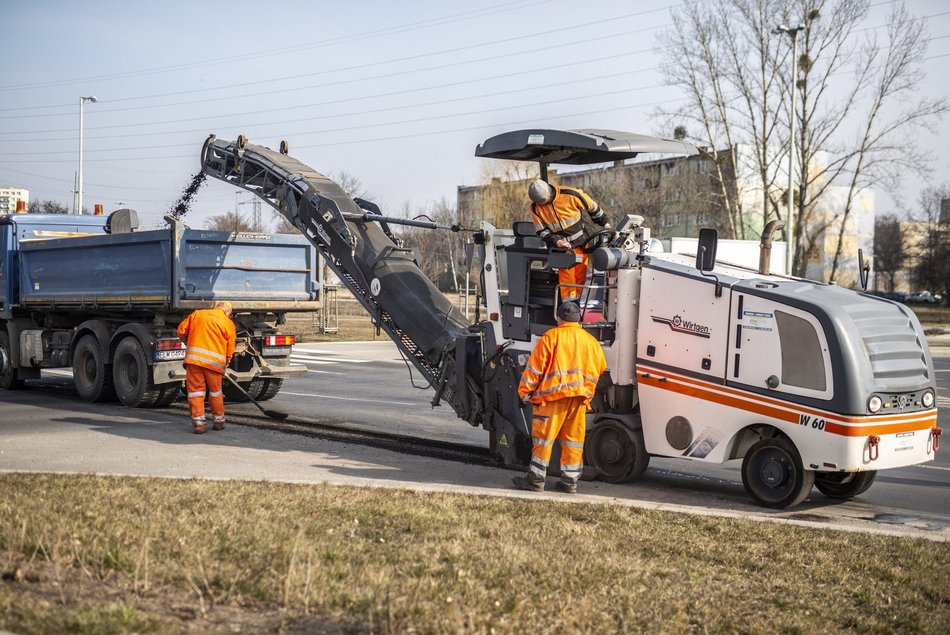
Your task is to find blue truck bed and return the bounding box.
[1,214,318,311]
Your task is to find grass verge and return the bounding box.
[1,473,947,634]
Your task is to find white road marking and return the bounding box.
[290,357,338,365]
[305,369,342,375]
[914,464,950,472]
[291,353,381,364]
[279,391,416,406]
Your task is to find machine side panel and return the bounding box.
[636,266,731,380]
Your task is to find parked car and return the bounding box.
[906,291,941,304]
[871,290,907,303]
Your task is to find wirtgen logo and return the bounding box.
[652,314,711,338]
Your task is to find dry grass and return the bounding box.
[0,474,947,634]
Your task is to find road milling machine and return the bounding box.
[200,129,941,509]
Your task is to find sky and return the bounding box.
[1,0,948,230]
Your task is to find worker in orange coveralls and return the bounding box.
[513,301,607,493]
[527,179,611,301]
[177,301,236,434]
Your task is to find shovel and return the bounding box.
[223,373,289,421]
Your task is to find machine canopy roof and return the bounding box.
[475,128,699,165]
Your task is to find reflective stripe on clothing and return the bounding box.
[526,396,588,484]
[518,322,606,406]
[177,307,236,376]
[530,185,601,247]
[185,364,225,420]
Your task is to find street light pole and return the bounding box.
[774,24,804,276]
[77,96,98,214]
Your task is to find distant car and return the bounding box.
[872,290,907,303]
[906,291,940,305]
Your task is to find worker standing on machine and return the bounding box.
[177,301,236,434]
[527,179,611,301]
[513,301,607,493]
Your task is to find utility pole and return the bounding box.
[77,96,97,214]
[774,24,804,276]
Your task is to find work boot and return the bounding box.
[555,480,577,494]
[512,473,545,492]
[212,416,225,431]
[192,417,207,434]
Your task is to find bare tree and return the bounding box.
[658,0,788,241]
[659,0,947,279]
[205,210,256,233]
[461,160,539,229]
[911,186,950,302]
[396,198,469,289]
[27,199,71,214]
[872,214,904,292]
[821,2,948,280]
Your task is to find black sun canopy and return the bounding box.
[475,128,698,166]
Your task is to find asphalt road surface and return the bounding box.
[281,342,950,517]
[1,340,947,539]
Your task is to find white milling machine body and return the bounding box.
[202,129,941,508]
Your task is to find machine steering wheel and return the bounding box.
[580,229,614,253]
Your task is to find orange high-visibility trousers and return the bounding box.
[528,395,587,485]
[558,248,588,301]
[185,364,224,420]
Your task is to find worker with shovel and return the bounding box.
[178,301,236,434]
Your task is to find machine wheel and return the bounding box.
[814,471,877,500]
[586,420,650,483]
[152,383,182,408]
[113,338,162,408]
[741,437,814,509]
[0,331,24,390]
[255,378,283,401]
[73,335,116,402]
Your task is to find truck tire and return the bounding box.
[73,335,116,402]
[586,420,649,483]
[113,337,162,408]
[222,380,253,402]
[0,331,24,390]
[152,383,182,408]
[814,470,877,500]
[256,378,283,401]
[741,436,814,509]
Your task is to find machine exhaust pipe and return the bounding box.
[759,220,786,275]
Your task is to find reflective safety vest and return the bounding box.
[177,307,236,375]
[518,322,607,405]
[530,185,606,248]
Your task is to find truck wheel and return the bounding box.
[256,378,283,401]
[152,383,182,408]
[0,331,24,390]
[586,420,649,483]
[73,335,116,402]
[113,338,162,408]
[814,470,877,499]
[222,380,252,402]
[741,437,814,509]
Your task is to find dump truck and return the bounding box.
[0,210,316,406]
[196,130,940,508]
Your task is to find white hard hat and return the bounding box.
[528,179,554,204]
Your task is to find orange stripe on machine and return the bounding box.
[636,365,937,438]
